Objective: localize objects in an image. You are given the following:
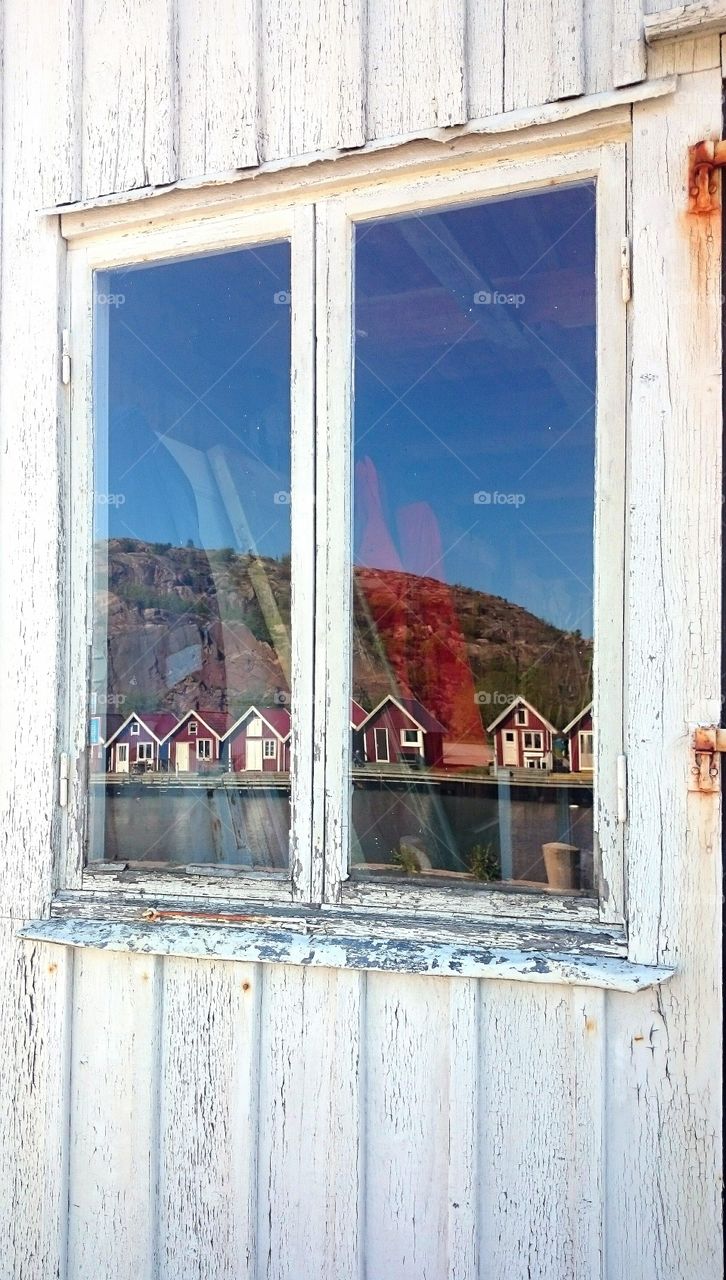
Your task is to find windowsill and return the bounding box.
[19,903,675,991]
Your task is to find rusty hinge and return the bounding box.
[689,726,726,792]
[688,140,726,215]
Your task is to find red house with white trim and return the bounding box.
[224,706,291,773]
[161,710,231,772]
[487,696,556,771]
[563,703,594,773]
[103,711,178,773]
[359,696,445,767]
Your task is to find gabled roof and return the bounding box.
[359,694,446,735]
[486,694,558,736]
[562,702,593,736]
[223,705,291,742]
[350,700,368,729]
[159,709,229,743]
[144,712,180,739]
[104,711,173,749]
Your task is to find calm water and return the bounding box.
[90,777,593,890]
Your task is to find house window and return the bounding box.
[196,739,213,760]
[136,742,153,762]
[70,141,625,926]
[130,722,139,736]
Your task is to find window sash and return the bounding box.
[315,143,627,925]
[65,202,316,904]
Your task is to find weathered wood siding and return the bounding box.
[33,0,664,207]
[0,2,722,1279]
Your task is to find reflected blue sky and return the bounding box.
[353,182,596,635]
[97,183,595,637]
[98,241,292,559]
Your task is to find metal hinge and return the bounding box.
[620,238,631,303]
[689,726,726,793]
[688,139,726,215]
[61,329,71,385]
[58,752,70,807]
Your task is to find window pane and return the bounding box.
[351,184,596,894]
[89,243,292,869]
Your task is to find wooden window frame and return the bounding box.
[65,202,316,906]
[60,133,627,939]
[317,142,627,930]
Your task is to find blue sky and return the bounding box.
[98,181,595,636]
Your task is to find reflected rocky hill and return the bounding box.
[99,539,592,730]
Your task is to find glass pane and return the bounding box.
[351,183,596,894]
[89,243,292,869]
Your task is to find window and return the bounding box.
[136,742,153,762]
[130,722,139,736]
[69,141,625,927]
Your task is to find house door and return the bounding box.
[176,742,190,772]
[247,737,263,770]
[502,731,518,766]
[374,728,389,762]
[116,743,129,773]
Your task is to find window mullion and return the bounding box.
[315,200,354,906]
[290,203,317,903]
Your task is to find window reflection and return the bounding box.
[89,243,292,869]
[350,185,596,894]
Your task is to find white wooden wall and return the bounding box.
[0,3,722,1278]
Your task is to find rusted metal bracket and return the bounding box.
[689,726,726,792]
[688,140,726,214]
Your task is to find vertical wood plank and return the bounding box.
[611,0,647,88]
[466,0,505,119]
[610,63,723,1280]
[67,948,162,1280]
[0,928,72,1280]
[447,979,479,1280]
[366,0,467,139]
[257,965,363,1280]
[363,972,449,1280]
[41,0,83,205]
[0,0,68,919]
[157,957,261,1280]
[81,0,177,197]
[477,983,576,1280]
[504,0,585,111]
[258,0,365,162]
[176,0,259,177]
[571,987,605,1278]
